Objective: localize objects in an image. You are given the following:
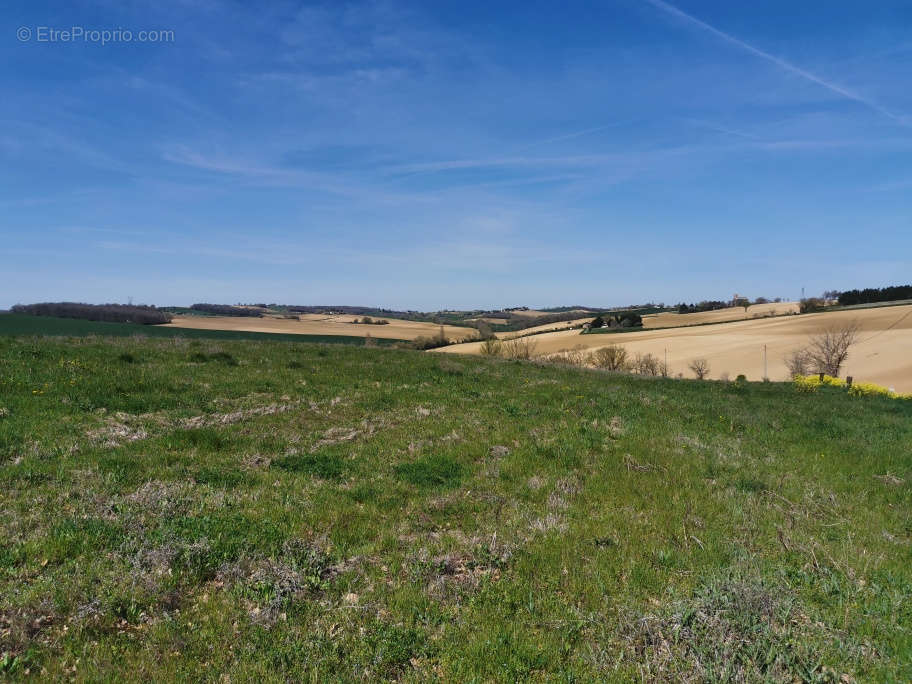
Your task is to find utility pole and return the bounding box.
[763,344,768,381]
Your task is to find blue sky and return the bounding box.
[3,0,911,310]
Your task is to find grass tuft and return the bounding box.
[394,453,464,488]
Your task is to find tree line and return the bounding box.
[837,285,912,307]
[190,304,263,317]
[11,302,172,325]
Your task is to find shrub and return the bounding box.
[479,338,503,356]
[502,338,538,360]
[806,323,858,377]
[591,345,628,371]
[794,375,910,400]
[559,346,592,367]
[412,330,449,350]
[848,381,892,398]
[632,353,662,376]
[785,322,859,378]
[688,358,710,380]
[793,375,819,393]
[799,298,825,314]
[784,349,811,378]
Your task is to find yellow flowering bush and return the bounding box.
[793,375,820,393]
[794,375,911,400]
[847,381,906,399]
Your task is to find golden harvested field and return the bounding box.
[505,308,593,319]
[435,304,912,392]
[496,318,594,339]
[165,314,478,342]
[467,317,514,326]
[474,304,797,339]
[642,302,800,328]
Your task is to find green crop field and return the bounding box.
[1,335,910,680]
[0,314,404,346]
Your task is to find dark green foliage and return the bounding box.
[190,303,263,317]
[193,467,246,488]
[11,302,171,325]
[367,622,429,675]
[395,454,464,488]
[46,518,123,562]
[272,453,346,480]
[838,284,912,306]
[677,300,729,314]
[734,475,766,493]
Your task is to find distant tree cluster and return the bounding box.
[590,312,643,329]
[799,298,826,314]
[11,302,172,325]
[189,303,263,317]
[837,285,912,306]
[675,301,729,314]
[412,326,450,350]
[354,316,390,325]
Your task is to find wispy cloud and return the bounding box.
[161,146,427,204]
[643,0,909,126]
[684,119,762,140]
[511,123,632,153]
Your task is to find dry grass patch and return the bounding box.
[617,574,854,682]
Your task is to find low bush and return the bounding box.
[412,333,449,350]
[799,298,825,314]
[502,338,538,360]
[793,375,910,399]
[632,352,663,376]
[591,345,628,371]
[688,358,710,380]
[479,338,503,356]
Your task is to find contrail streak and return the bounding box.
[643,0,907,125]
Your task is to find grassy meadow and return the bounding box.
[0,334,910,680]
